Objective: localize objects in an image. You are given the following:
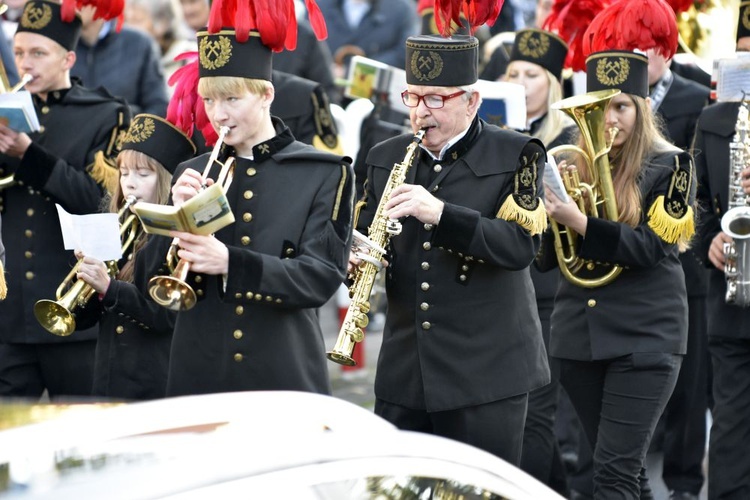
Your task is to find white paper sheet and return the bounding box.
[55,204,122,261]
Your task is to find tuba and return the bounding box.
[547,89,622,288]
[34,196,140,336]
[721,100,750,307]
[327,129,425,366]
[147,126,235,311]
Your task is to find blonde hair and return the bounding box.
[198,76,272,99]
[533,70,570,147]
[109,149,173,283]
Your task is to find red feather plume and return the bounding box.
[207,0,327,52]
[583,0,678,60]
[542,0,612,71]
[166,52,217,146]
[664,0,694,14]
[60,0,125,32]
[433,0,504,36]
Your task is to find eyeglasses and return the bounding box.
[400,90,467,109]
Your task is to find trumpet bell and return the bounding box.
[148,275,197,311]
[34,299,76,336]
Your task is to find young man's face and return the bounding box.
[179,0,210,32]
[13,32,72,97]
[202,87,274,157]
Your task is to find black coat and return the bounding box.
[0,81,130,344]
[694,101,750,338]
[144,123,355,396]
[547,150,694,360]
[361,119,550,412]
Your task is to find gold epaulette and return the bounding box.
[495,151,547,235]
[311,86,343,155]
[647,155,695,245]
[0,260,7,300]
[89,150,119,196]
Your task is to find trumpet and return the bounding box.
[148,126,235,311]
[34,196,140,336]
[0,74,35,191]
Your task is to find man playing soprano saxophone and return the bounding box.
[351,32,550,465]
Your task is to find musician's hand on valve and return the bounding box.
[709,231,733,271]
[385,184,444,225]
[171,231,229,275]
[545,185,588,236]
[742,166,750,195]
[172,168,213,207]
[0,124,31,158]
[74,251,111,295]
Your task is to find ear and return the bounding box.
[467,90,481,115]
[63,50,76,70]
[645,95,653,111]
[263,85,275,108]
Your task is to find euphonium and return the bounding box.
[148,126,235,311]
[721,100,750,307]
[547,89,622,288]
[327,129,425,366]
[34,195,140,336]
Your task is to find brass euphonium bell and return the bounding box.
[148,126,235,311]
[547,89,623,288]
[34,196,140,336]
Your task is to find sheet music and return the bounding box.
[717,56,750,102]
[543,154,570,203]
[56,204,122,261]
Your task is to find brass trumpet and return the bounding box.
[34,196,140,336]
[148,126,235,311]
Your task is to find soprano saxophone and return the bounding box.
[722,100,750,307]
[327,130,425,366]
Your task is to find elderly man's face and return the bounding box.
[405,84,480,156]
[738,36,750,52]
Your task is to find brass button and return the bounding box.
[420,302,429,311]
[459,274,467,281]
[242,212,253,222]
[254,293,262,301]
[235,293,242,299]
[25,271,34,280]
[421,321,431,330]
[26,208,34,216]
[24,229,32,238]
[235,305,244,315]
[233,329,243,339]
[241,236,251,245]
[246,167,257,176]
[587,299,597,307]
[234,353,243,362]
[586,262,595,271]
[243,190,254,200]
[275,298,282,304]
[39,125,45,133]
[24,251,32,259]
[41,106,50,114]
[461,265,469,271]
[433,164,442,173]
[53,91,60,99]
[265,295,273,301]
[246,292,254,299]
[422,242,431,251]
[116,326,124,334]
[423,223,433,231]
[421,262,430,271]
[194,275,203,283]
[196,289,203,296]
[421,282,430,291]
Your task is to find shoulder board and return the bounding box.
[274,141,350,165]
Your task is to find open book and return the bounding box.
[132,183,235,237]
[0,90,40,133]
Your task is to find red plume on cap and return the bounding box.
[432,0,504,36]
[583,0,679,59]
[664,0,694,14]
[167,53,216,145]
[542,0,612,71]
[207,0,328,52]
[61,0,125,31]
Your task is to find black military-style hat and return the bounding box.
[738,1,750,40]
[586,50,649,98]
[197,29,272,81]
[510,28,568,80]
[405,35,478,86]
[120,114,196,175]
[16,0,81,51]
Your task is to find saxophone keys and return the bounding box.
[350,327,365,343]
[386,219,402,235]
[354,311,369,328]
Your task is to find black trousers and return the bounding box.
[559,353,682,500]
[708,336,750,500]
[375,394,528,466]
[0,341,96,400]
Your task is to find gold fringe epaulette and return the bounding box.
[647,195,695,244]
[0,260,7,300]
[496,195,547,236]
[89,150,119,196]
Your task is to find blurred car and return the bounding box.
[0,391,564,499]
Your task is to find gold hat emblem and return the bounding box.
[596,57,630,87]
[743,5,750,31]
[123,117,155,144]
[20,2,52,30]
[410,50,444,82]
[518,31,550,59]
[200,36,232,71]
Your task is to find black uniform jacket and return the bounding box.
[544,150,694,360]
[0,81,130,344]
[360,118,550,412]
[144,122,355,396]
[88,248,176,400]
[694,101,750,339]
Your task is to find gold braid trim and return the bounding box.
[0,260,6,300]
[647,194,695,245]
[89,150,119,196]
[496,195,547,236]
